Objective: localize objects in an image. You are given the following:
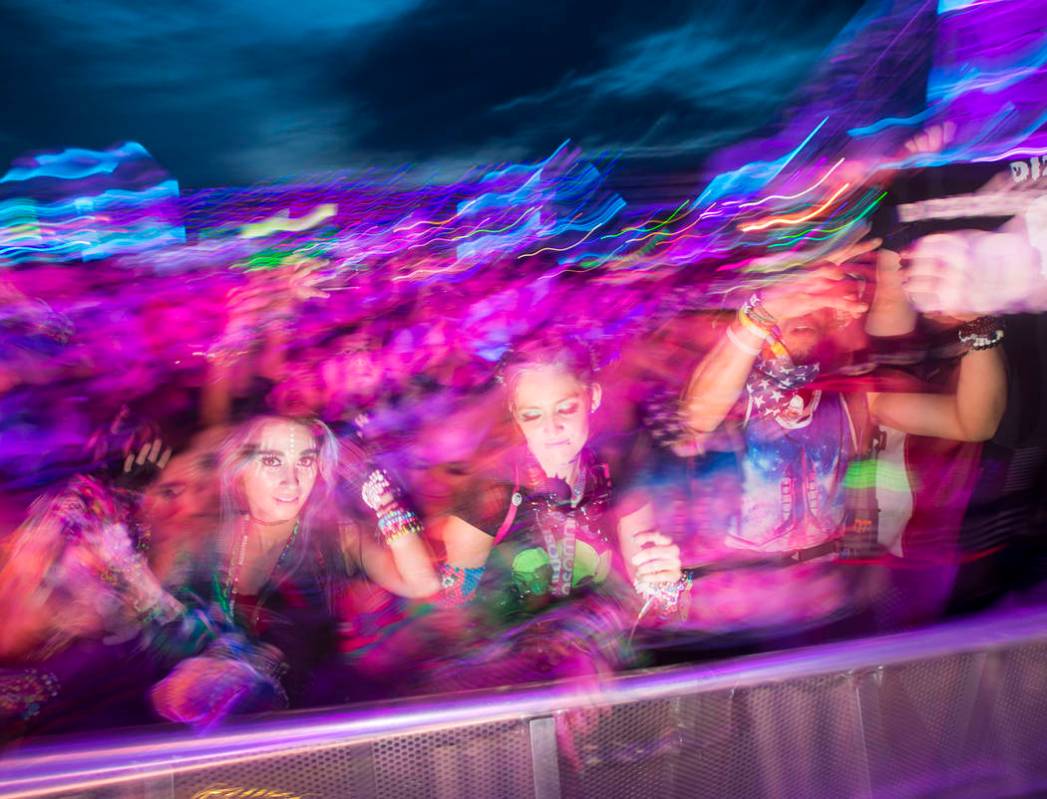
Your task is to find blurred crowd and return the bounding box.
[1,143,1046,744]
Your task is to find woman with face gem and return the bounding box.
[427,333,685,689]
[150,413,439,724]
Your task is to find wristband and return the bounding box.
[736,308,772,341]
[726,324,762,356]
[741,293,778,328]
[958,316,1005,351]
[634,573,693,616]
[739,294,791,359]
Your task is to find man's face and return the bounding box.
[778,276,867,363]
[777,310,834,362]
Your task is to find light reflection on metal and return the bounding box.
[2,606,1047,799]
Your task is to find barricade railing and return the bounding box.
[3,604,1047,798]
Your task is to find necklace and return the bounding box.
[226,519,300,620]
[526,457,587,599]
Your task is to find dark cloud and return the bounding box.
[327,0,865,163]
[0,0,866,187]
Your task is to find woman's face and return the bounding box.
[510,365,601,473]
[141,450,219,540]
[239,419,320,525]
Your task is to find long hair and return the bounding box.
[216,415,341,577]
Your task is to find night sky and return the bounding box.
[1,0,866,187]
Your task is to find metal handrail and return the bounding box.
[3,604,1047,798]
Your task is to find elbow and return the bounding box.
[681,399,718,435]
[960,420,1001,443]
[405,575,442,599]
[958,406,1005,443]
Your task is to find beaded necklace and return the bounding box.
[226,518,300,621]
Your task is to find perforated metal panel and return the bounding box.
[9,616,1047,799]
[18,777,174,798]
[983,641,1047,795]
[558,696,694,799]
[859,652,990,797]
[173,742,365,799]
[557,673,869,799]
[370,719,533,799]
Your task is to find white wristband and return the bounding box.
[727,325,762,356]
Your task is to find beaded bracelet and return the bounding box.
[736,308,772,341]
[377,508,423,543]
[958,316,1005,351]
[634,573,693,616]
[738,293,794,358]
[741,293,777,329]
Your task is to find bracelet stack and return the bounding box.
[376,507,424,543]
[362,468,424,544]
[958,316,1005,351]
[734,294,789,359]
[635,573,693,616]
[738,294,777,339]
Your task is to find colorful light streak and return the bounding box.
[0,143,150,184]
[239,204,338,239]
[738,183,853,233]
[692,117,829,208]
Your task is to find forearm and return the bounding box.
[200,369,233,427]
[389,534,440,596]
[683,318,760,433]
[954,345,1007,442]
[871,346,1006,442]
[384,535,441,598]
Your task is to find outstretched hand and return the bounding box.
[116,438,172,492]
[902,229,1042,319]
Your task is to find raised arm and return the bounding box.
[684,264,870,432]
[682,311,763,433]
[867,230,1022,442]
[342,521,441,599]
[354,468,441,598]
[869,344,1005,441]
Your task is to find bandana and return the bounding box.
[746,354,820,421]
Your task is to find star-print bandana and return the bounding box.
[746,354,820,420]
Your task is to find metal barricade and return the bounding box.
[2,605,1047,799]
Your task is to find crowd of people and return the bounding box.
[1,152,1046,745]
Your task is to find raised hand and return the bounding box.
[902,229,1042,319]
[903,122,956,157]
[116,438,172,492]
[282,255,332,303]
[760,263,870,323]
